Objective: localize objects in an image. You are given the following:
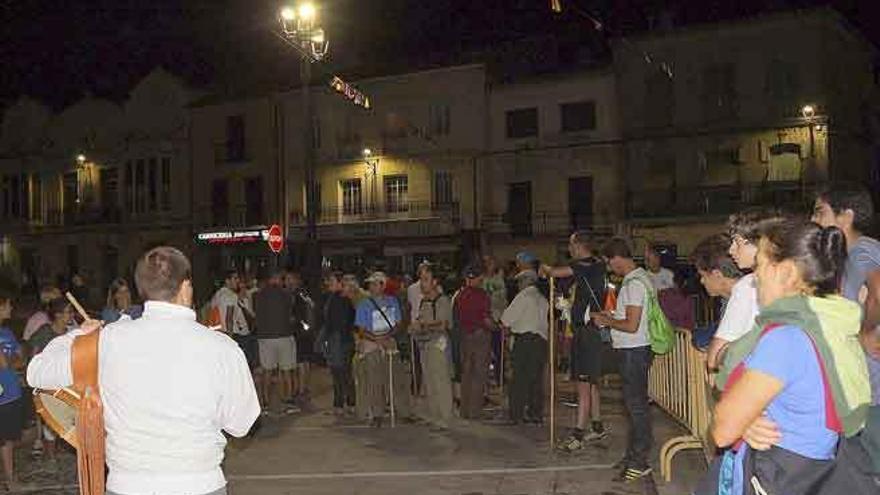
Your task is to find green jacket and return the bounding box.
[717,295,871,437]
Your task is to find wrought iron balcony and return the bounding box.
[625,180,815,220]
[483,211,613,238]
[289,200,460,240]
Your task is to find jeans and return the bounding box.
[509,333,547,421]
[330,361,355,408]
[617,346,653,469]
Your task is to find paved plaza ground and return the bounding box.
[7,372,707,495]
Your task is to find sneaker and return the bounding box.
[283,405,302,415]
[556,433,585,453]
[582,428,609,444]
[613,466,653,483]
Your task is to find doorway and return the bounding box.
[568,176,594,231]
[507,182,532,237]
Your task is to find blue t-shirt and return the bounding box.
[840,235,880,404]
[355,296,401,337]
[730,325,839,495]
[0,327,23,405]
[745,325,838,459]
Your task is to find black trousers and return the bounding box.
[509,333,547,421]
[618,346,653,469]
[330,362,355,408]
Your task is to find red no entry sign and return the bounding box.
[267,224,284,253]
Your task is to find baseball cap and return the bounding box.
[365,271,388,284]
[463,265,482,279]
[516,251,537,265]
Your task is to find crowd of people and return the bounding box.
[0,182,879,493]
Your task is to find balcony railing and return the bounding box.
[289,201,460,240]
[483,211,613,238]
[625,181,815,220]
[213,142,248,165]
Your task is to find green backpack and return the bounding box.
[626,277,676,355]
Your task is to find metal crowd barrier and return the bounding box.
[648,327,714,482]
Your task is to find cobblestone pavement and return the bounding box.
[4,373,707,495]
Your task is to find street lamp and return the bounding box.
[278,3,328,294]
[801,103,818,158]
[74,154,88,204]
[801,104,816,120]
[278,3,328,62]
[363,148,379,213]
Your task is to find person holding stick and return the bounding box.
[28,246,260,495]
[354,271,412,427]
[541,231,608,451]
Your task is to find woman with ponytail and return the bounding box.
[696,220,872,495]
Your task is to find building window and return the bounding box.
[1,176,10,218]
[701,63,738,121]
[384,175,408,213]
[63,172,78,223]
[211,179,229,226]
[428,103,451,136]
[135,159,146,214]
[341,179,363,215]
[560,101,597,132]
[244,177,264,225]
[148,158,158,211]
[644,72,675,127]
[312,116,322,149]
[31,173,42,222]
[100,167,119,221]
[432,171,454,206]
[226,114,246,162]
[505,108,538,139]
[124,161,133,214]
[161,158,171,210]
[765,59,800,117]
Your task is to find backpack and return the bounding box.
[625,277,675,355]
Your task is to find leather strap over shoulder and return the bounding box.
[72,331,100,394]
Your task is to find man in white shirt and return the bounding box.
[689,234,754,370]
[592,238,654,483]
[211,271,247,335]
[406,262,432,395]
[501,270,548,424]
[644,243,675,291]
[28,247,260,495]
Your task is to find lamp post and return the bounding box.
[363,148,379,214]
[75,154,87,205]
[279,3,328,291]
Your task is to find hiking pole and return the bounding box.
[388,349,396,428]
[549,277,557,451]
[498,322,505,401]
[410,334,418,396]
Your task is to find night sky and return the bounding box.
[1,0,879,110]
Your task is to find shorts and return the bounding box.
[258,337,297,371]
[232,334,259,370]
[570,325,603,383]
[0,397,26,441]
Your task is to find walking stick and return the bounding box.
[410,334,418,396]
[548,277,557,451]
[388,349,397,428]
[65,292,90,321]
[498,322,505,399]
